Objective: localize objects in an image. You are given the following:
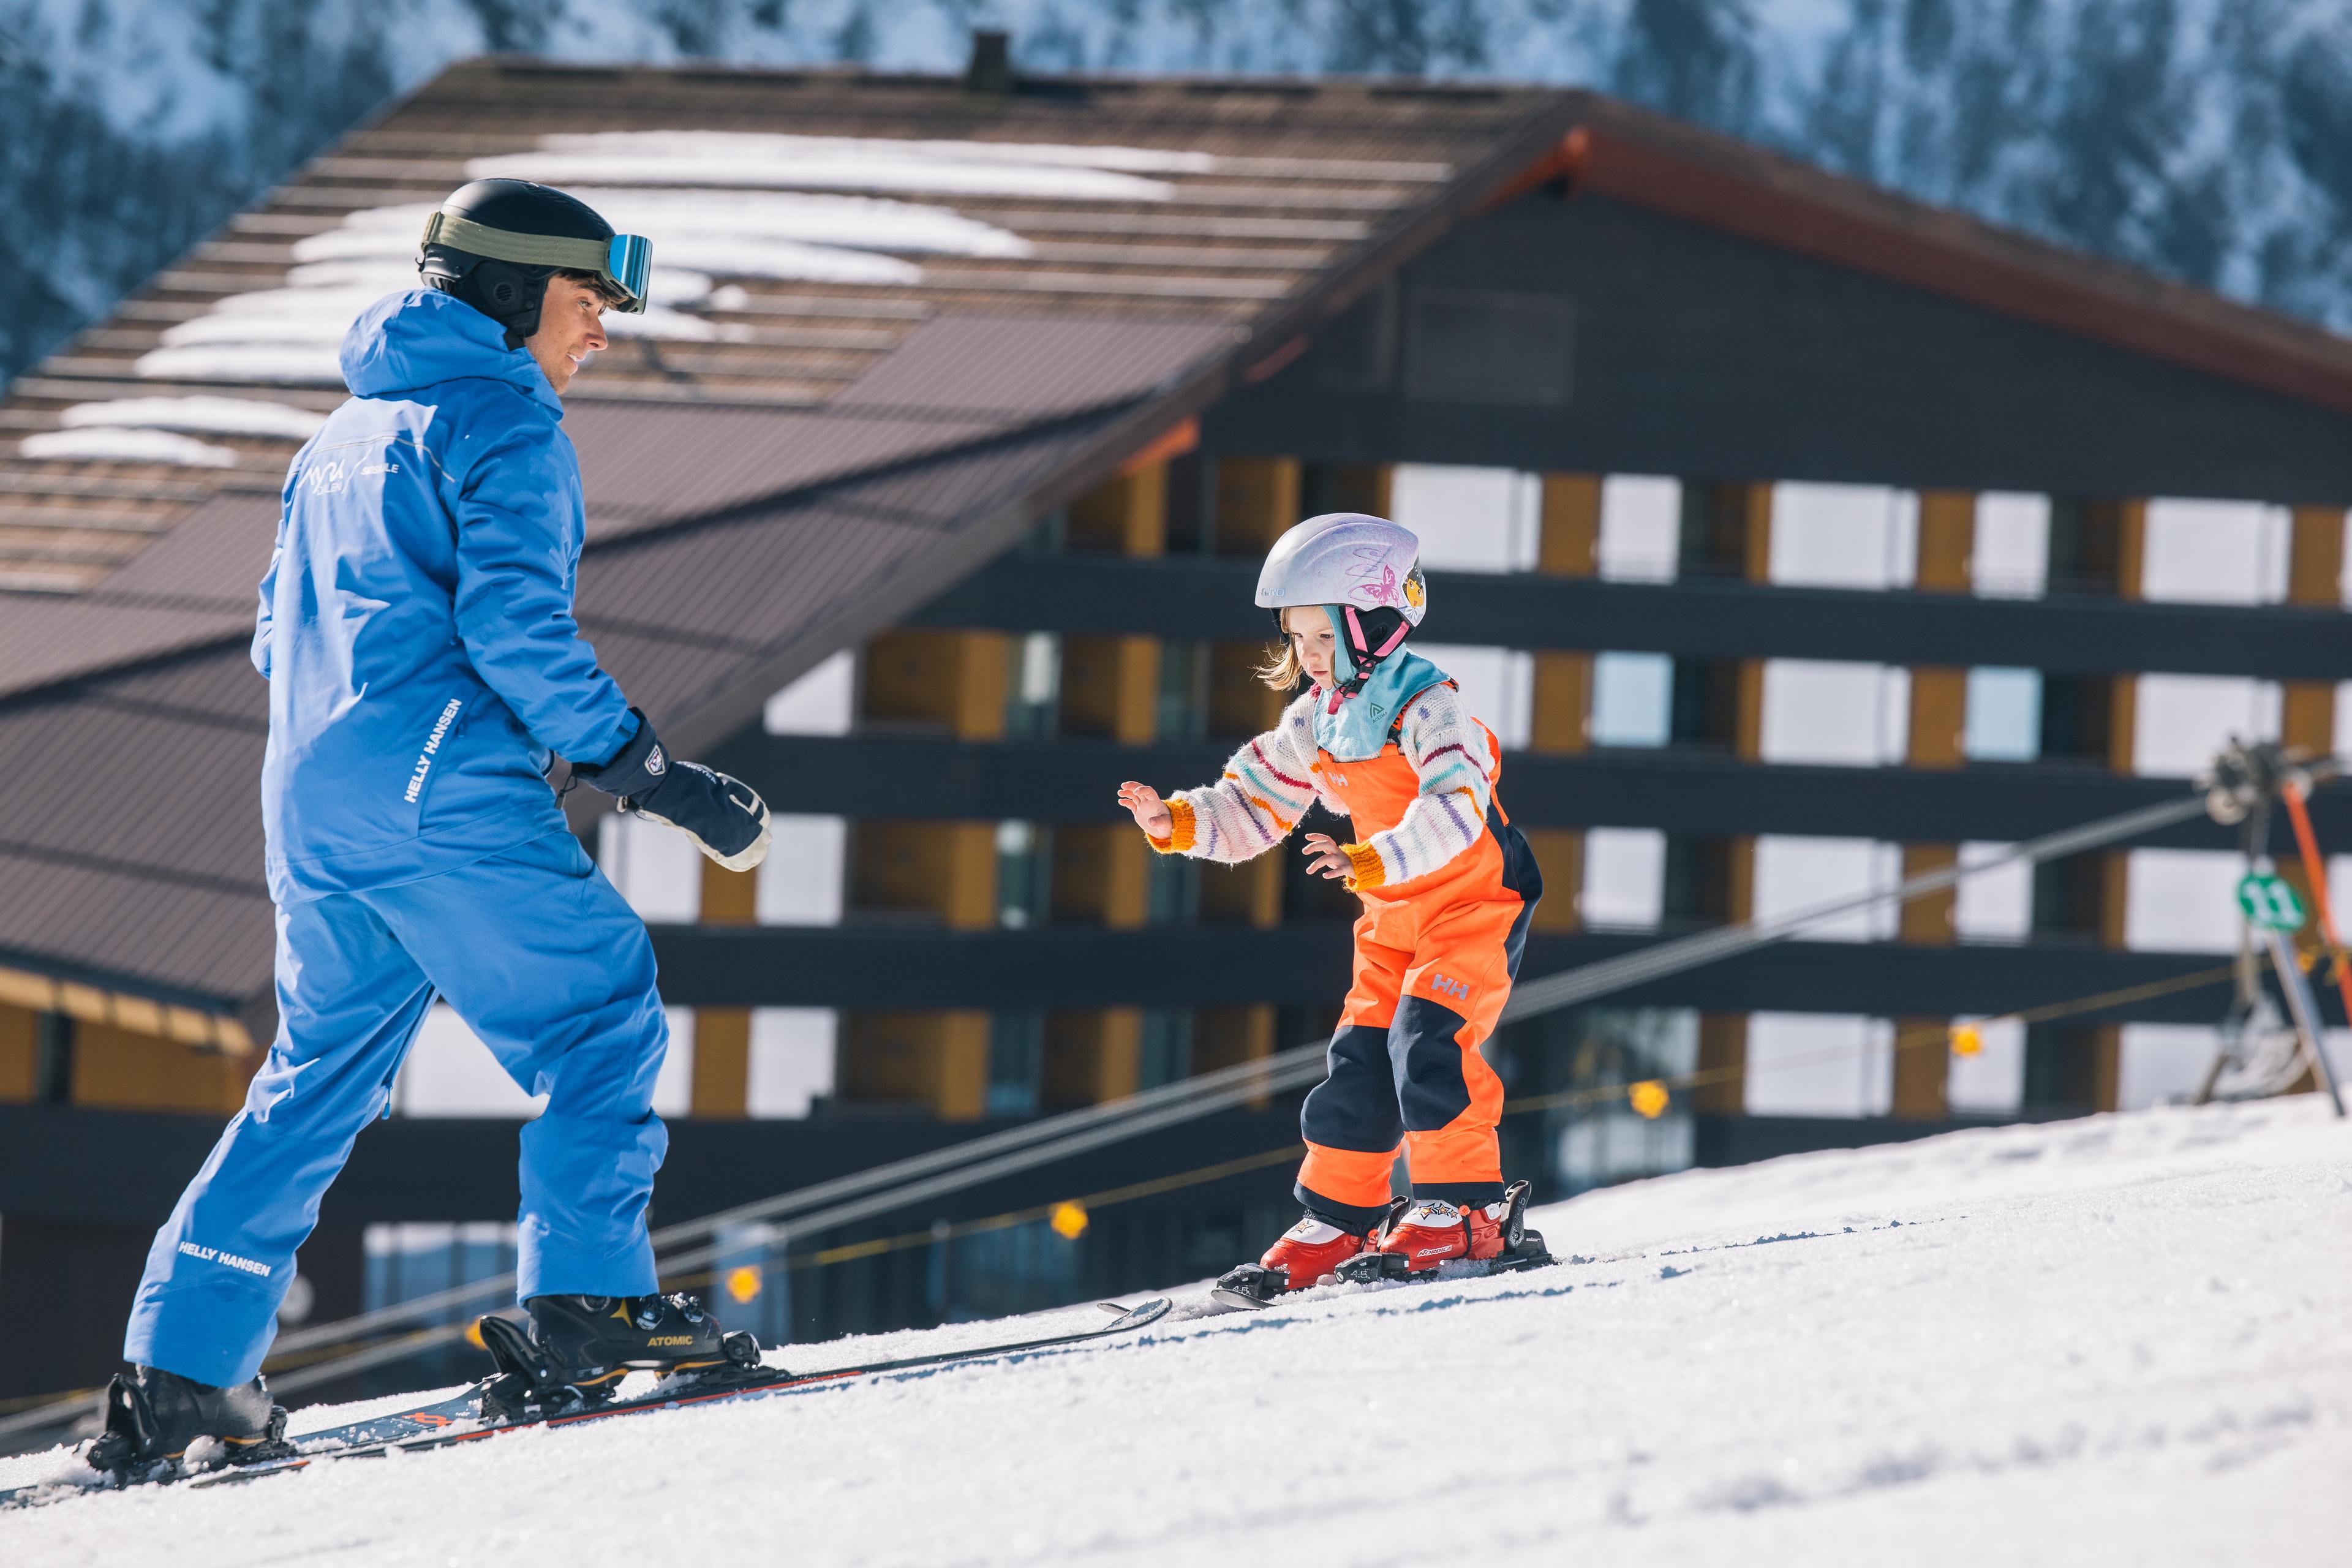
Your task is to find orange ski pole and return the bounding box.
[2279,779,2350,1114]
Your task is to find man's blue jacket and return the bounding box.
[254,289,636,903]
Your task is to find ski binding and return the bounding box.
[1215,1182,1552,1308]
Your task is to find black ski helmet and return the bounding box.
[418,178,651,347]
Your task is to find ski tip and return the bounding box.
[1208,1287,1275,1313]
[1104,1297,1174,1332]
[1095,1300,1130,1315]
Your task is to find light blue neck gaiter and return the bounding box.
[1309,605,1449,762]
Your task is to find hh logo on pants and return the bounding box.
[1427,972,1471,1002]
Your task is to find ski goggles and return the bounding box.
[418,211,652,314]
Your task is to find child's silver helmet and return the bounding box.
[1256,513,1427,699]
[1254,512,1427,625]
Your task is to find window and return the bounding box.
[1964,669,2041,761]
[1590,652,1672,747]
[986,1012,1046,1117]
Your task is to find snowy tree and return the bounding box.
[5,0,2352,385]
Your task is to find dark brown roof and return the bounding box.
[1515,98,2352,418]
[6,58,2352,1020]
[0,58,1573,598]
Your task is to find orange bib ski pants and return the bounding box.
[1294,729,1542,1231]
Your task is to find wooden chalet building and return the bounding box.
[2,47,2350,1395]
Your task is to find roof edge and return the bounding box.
[1535,97,2352,420]
[449,51,1566,99]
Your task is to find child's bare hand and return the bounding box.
[1118,781,1174,837]
[1302,832,1353,881]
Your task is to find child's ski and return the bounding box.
[1209,1246,1555,1312]
[1212,1183,1553,1311]
[0,1297,1171,1513]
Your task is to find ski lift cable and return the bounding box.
[262,1041,1332,1359]
[266,763,2298,1365]
[0,755,2303,1444]
[3,769,2300,1442]
[1498,790,2220,1021]
[258,941,2268,1404]
[673,946,2261,1287]
[644,774,2274,1281]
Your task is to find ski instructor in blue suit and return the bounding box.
[96,180,773,1474]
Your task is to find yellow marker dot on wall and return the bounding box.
[1050,1201,1090,1240]
[1628,1080,1669,1120]
[726,1265,762,1305]
[1950,1024,1984,1058]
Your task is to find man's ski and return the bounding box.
[281,1385,487,1450]
[0,1297,1170,1513]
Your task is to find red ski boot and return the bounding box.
[1336,1180,1550,1285]
[1212,1215,1374,1308]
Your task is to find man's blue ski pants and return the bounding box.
[124,830,669,1386]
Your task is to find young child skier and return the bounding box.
[94,179,772,1474]
[1117,513,1545,1300]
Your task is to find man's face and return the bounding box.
[524,274,610,394]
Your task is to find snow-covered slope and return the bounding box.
[6,1098,2346,1566]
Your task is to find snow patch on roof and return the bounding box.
[162,287,723,348]
[277,262,720,306]
[0,568,82,594]
[162,299,378,349]
[616,237,920,287]
[148,272,736,379]
[119,133,1146,400]
[206,284,402,320]
[59,396,326,440]
[301,191,1027,262]
[469,131,1185,202]
[290,236,918,293]
[21,426,241,467]
[134,345,349,386]
[535,130,1218,175]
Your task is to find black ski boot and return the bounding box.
[83,1366,290,1480]
[477,1292,760,1421]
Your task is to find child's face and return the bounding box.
[1281,606,1338,686]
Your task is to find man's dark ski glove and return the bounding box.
[570,709,772,872]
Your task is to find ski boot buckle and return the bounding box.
[1499,1179,1552,1267]
[477,1315,603,1423]
[1333,1196,1416,1284]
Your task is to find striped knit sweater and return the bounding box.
[1147,682,1494,891]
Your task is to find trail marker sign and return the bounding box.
[2237,873,2306,932]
